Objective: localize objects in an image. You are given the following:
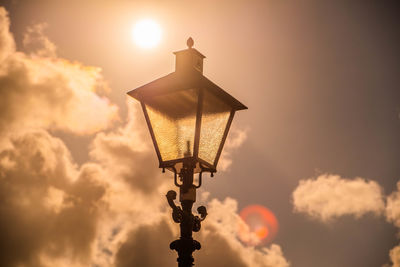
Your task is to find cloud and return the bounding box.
[88,102,290,267]
[114,217,176,267]
[23,23,57,57]
[383,245,400,267]
[0,130,107,266]
[291,174,400,266]
[218,127,249,171]
[292,175,400,266]
[198,198,290,267]
[388,245,400,267]
[0,7,114,266]
[0,116,286,267]
[114,198,290,267]
[0,7,14,63]
[384,182,400,267]
[292,174,385,222]
[0,7,118,141]
[89,100,168,198]
[386,181,400,228]
[0,6,283,267]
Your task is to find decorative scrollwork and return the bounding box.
[166,190,183,223]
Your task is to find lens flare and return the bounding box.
[238,205,278,246]
[255,226,269,240]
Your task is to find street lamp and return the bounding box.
[127,38,247,266]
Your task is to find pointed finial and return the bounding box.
[187,37,194,48]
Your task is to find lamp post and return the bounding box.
[127,38,247,266]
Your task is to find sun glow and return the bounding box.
[132,19,162,48]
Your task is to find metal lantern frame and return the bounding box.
[128,58,247,175]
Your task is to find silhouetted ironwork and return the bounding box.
[166,158,207,266]
[127,38,246,266]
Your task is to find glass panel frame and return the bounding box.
[198,90,232,166]
[212,110,235,168]
[142,88,199,162]
[140,87,236,173]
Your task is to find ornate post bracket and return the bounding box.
[166,190,208,230]
[166,189,207,266]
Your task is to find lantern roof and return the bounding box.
[127,70,247,111]
[128,38,247,111]
[173,37,205,59]
[173,47,205,59]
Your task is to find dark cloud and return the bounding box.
[0,130,107,266]
[0,7,112,265]
[0,5,287,267]
[115,217,176,267]
[197,223,248,267]
[88,104,289,266]
[114,199,289,267]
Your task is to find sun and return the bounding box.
[132,19,162,48]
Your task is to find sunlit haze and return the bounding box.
[132,19,161,48]
[0,1,399,267]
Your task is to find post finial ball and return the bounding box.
[187,37,194,48]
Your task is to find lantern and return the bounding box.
[127,38,247,175]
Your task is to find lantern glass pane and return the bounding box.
[145,89,198,161]
[199,91,231,165]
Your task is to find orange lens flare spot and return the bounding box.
[255,226,269,240]
[238,205,278,246]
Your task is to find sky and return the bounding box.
[0,1,399,266]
